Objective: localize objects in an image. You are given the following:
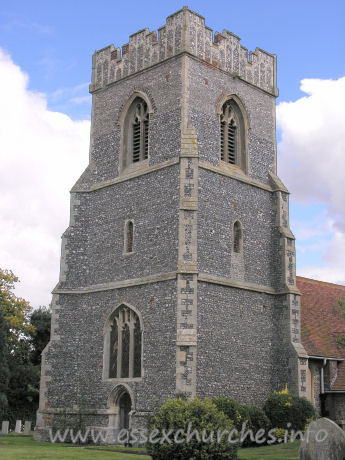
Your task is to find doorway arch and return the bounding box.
[119,392,131,429]
[108,384,134,431]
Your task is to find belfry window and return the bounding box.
[123,97,149,169]
[108,305,142,379]
[220,99,246,171]
[233,221,242,253]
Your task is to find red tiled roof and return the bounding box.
[297,276,345,360]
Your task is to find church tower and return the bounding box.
[35,8,308,440]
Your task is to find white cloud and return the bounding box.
[70,96,91,105]
[0,20,53,36]
[298,230,345,285]
[48,82,91,116]
[277,77,345,284]
[50,82,90,102]
[0,48,90,307]
[293,214,332,255]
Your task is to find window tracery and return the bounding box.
[122,97,149,169]
[108,305,142,379]
[220,99,246,171]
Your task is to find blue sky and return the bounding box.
[2,1,345,117]
[1,1,345,306]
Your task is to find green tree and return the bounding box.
[0,269,51,425]
[0,269,34,354]
[29,307,51,366]
[0,306,10,417]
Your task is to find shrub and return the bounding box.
[212,399,271,447]
[211,397,246,431]
[146,397,238,460]
[241,405,270,447]
[303,415,318,433]
[274,427,289,442]
[263,386,317,432]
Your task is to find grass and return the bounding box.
[0,435,300,459]
[238,441,300,459]
[0,435,151,460]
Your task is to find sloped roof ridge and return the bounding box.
[297,275,345,290]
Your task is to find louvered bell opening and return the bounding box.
[143,119,149,160]
[132,121,141,162]
[228,121,236,164]
[220,121,225,161]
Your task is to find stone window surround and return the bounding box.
[123,219,135,255]
[216,94,249,175]
[107,383,136,432]
[118,91,154,175]
[103,302,144,382]
[233,220,243,253]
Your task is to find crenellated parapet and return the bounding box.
[90,7,277,95]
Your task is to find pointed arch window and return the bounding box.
[220,99,246,171]
[233,221,243,253]
[122,97,149,169]
[108,305,142,379]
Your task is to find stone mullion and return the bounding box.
[106,322,112,378]
[140,119,145,162]
[224,121,229,163]
[128,315,135,378]
[117,318,123,378]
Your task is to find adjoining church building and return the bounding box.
[34,7,345,440]
[297,277,345,428]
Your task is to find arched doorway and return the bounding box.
[107,384,134,433]
[119,392,131,429]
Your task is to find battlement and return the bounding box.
[90,7,277,95]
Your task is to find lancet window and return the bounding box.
[233,221,243,253]
[220,99,246,171]
[123,97,149,168]
[124,220,134,254]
